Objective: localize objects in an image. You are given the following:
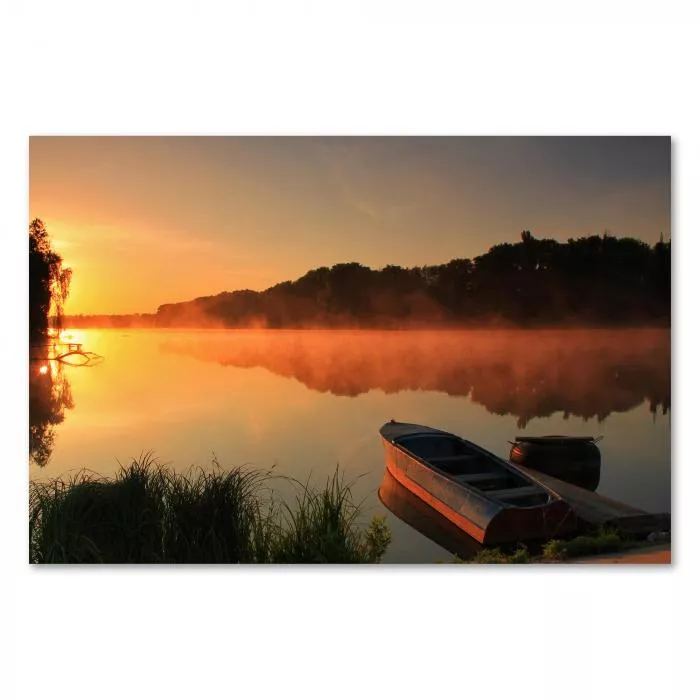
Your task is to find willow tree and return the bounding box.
[29,219,72,343]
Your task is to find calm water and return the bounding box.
[29,328,671,563]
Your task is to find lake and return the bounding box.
[29,328,671,563]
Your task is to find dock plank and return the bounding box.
[514,465,649,524]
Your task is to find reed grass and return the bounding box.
[161,460,275,563]
[29,456,391,564]
[270,470,390,563]
[30,456,166,563]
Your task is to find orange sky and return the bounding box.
[29,136,671,315]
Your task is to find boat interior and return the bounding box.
[395,433,552,507]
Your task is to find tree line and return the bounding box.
[156,231,671,328]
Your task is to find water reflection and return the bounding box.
[29,329,670,556]
[379,469,483,560]
[29,359,74,467]
[161,329,670,427]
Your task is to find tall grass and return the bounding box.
[29,456,391,564]
[161,460,274,563]
[30,457,166,564]
[271,470,391,564]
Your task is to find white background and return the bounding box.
[1,2,697,699]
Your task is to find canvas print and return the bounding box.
[28,136,671,564]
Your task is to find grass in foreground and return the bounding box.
[29,456,391,564]
[271,470,391,564]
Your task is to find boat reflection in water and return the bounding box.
[378,468,485,560]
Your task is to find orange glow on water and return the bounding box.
[29,329,671,525]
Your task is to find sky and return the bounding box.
[29,136,671,315]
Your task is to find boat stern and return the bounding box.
[483,499,578,546]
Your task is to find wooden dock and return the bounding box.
[517,465,671,537]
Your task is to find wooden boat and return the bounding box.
[379,420,577,545]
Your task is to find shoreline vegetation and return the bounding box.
[60,231,670,330]
[459,529,662,564]
[29,457,665,565]
[29,456,392,564]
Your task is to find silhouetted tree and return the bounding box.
[29,219,72,342]
[651,234,671,322]
[29,219,74,466]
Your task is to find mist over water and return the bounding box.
[160,328,670,426]
[30,328,670,563]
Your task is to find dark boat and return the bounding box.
[509,436,601,491]
[379,420,577,545]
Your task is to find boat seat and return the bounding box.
[455,472,501,484]
[425,455,479,462]
[485,486,544,501]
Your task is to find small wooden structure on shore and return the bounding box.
[30,340,103,367]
